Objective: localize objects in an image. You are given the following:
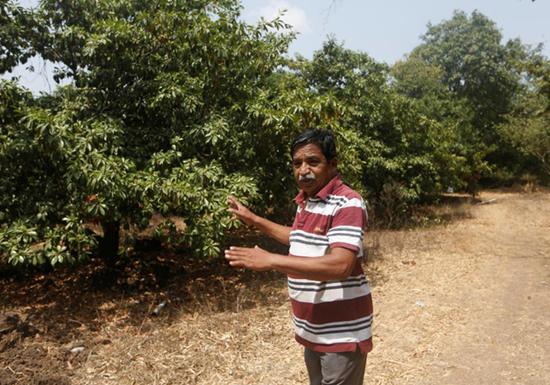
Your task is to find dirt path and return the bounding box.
[4,191,548,385]
[368,191,550,385]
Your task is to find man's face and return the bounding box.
[292,143,337,197]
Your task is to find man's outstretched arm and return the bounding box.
[224,245,356,281]
[227,196,291,246]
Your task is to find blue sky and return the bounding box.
[4,0,550,94]
[241,0,550,61]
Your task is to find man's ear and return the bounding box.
[329,158,338,171]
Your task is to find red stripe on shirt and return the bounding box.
[290,293,373,324]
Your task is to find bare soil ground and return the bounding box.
[1,190,549,385]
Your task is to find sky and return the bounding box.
[4,0,550,94]
[241,0,550,61]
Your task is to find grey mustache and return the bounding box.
[299,173,316,181]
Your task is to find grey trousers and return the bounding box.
[304,348,367,385]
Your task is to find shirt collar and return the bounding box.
[294,174,343,205]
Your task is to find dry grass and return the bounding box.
[0,198,476,385]
[66,197,477,385]
[2,190,550,385]
[71,305,304,385]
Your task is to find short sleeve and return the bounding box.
[327,197,367,253]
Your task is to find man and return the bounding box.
[225,129,373,385]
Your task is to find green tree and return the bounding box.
[1,0,296,265]
[399,10,539,191]
[413,10,521,134]
[0,0,38,73]
[499,53,550,180]
[391,54,490,196]
[293,39,461,223]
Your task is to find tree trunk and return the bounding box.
[99,220,120,266]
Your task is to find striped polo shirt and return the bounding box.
[289,174,373,354]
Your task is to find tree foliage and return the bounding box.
[292,39,464,222]
[0,0,38,73]
[1,5,549,265]
[396,10,549,191]
[1,0,295,265]
[499,51,550,179]
[413,11,521,132]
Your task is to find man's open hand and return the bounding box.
[227,196,256,226]
[225,245,273,271]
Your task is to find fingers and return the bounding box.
[225,246,271,272]
[227,195,240,209]
[227,259,244,267]
[227,196,245,220]
[224,246,249,256]
[224,246,239,259]
[225,246,249,268]
[225,246,253,260]
[227,196,241,219]
[227,197,256,228]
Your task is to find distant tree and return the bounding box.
[391,55,490,196]
[499,53,550,180]
[293,39,462,223]
[406,10,540,188]
[413,11,522,134]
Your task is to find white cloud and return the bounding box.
[244,1,311,35]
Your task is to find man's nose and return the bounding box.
[298,163,310,175]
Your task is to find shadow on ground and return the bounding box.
[0,231,289,385]
[0,196,475,385]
